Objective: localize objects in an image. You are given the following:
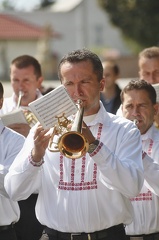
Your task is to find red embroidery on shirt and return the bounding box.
[136,139,154,201]
[148,139,153,156]
[58,123,103,191]
[130,189,152,201]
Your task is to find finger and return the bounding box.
[34,125,47,139]
[34,127,51,145]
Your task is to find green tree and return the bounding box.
[40,0,56,8]
[0,0,14,10]
[97,0,159,52]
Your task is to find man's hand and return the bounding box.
[82,121,96,144]
[32,124,51,162]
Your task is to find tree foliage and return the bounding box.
[0,0,14,10]
[97,0,159,51]
[40,0,56,8]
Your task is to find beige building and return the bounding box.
[0,14,60,80]
[0,0,138,80]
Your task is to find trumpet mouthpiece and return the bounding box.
[133,119,139,125]
[17,91,24,108]
[19,91,24,97]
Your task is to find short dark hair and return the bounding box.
[0,82,4,98]
[139,46,159,59]
[120,79,156,104]
[58,48,103,82]
[11,55,42,79]
[102,60,120,75]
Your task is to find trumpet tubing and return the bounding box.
[17,91,24,109]
[48,100,89,159]
[23,110,38,128]
[17,91,38,127]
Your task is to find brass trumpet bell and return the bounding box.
[58,131,89,159]
[48,100,89,159]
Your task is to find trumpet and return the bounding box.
[17,91,38,128]
[23,110,38,128]
[48,100,89,159]
[17,90,24,109]
[133,119,139,125]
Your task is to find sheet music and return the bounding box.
[0,109,28,126]
[29,85,77,129]
[152,83,159,103]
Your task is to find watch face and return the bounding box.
[88,140,99,153]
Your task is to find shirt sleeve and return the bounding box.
[92,125,144,198]
[0,128,25,198]
[4,125,42,201]
[143,153,159,196]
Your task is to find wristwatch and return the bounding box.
[88,139,99,154]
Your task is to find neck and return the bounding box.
[102,85,116,100]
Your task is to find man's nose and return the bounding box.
[73,85,82,98]
[145,74,157,84]
[131,107,140,116]
[18,81,25,89]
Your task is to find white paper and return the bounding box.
[152,83,159,103]
[29,85,77,129]
[0,109,28,126]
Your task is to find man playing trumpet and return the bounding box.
[121,79,159,239]
[0,55,43,137]
[5,49,144,240]
[0,55,44,240]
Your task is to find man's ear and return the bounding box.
[0,97,3,109]
[154,103,159,116]
[100,78,105,91]
[37,76,44,89]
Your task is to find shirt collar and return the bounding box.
[85,101,111,127]
[0,120,5,135]
[141,124,159,141]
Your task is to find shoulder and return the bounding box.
[152,124,159,141]
[1,128,25,161]
[2,128,25,155]
[109,113,139,134]
[1,96,15,114]
[100,102,138,131]
[3,127,25,142]
[115,83,121,93]
[112,113,132,125]
[3,96,14,105]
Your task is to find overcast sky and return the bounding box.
[0,0,41,11]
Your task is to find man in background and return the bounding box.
[0,55,43,137]
[139,46,159,84]
[138,46,159,128]
[117,46,159,128]
[100,60,121,114]
[0,81,25,240]
[121,79,159,239]
[0,55,44,240]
